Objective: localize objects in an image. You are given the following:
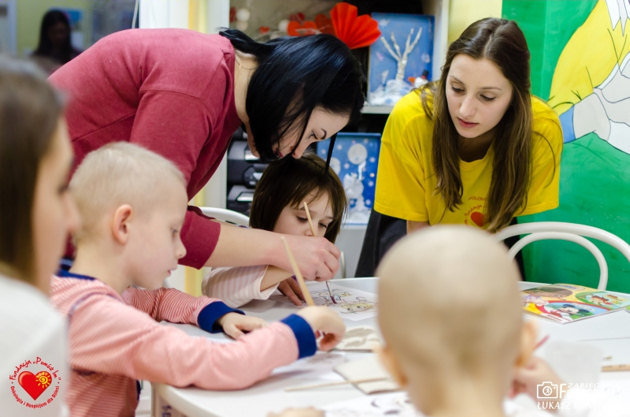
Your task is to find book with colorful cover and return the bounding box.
[521,283,630,323]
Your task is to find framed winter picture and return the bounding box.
[367,13,434,106]
[316,132,381,225]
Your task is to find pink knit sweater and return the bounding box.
[50,271,316,417]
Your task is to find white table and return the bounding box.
[152,279,630,417]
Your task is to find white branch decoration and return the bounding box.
[380,27,423,82]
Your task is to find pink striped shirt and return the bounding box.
[203,265,280,308]
[50,271,316,417]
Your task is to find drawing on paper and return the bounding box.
[312,288,375,313]
[307,282,377,321]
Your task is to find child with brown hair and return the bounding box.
[51,143,345,416]
[203,152,347,306]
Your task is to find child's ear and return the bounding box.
[377,345,408,387]
[112,204,134,244]
[514,320,538,368]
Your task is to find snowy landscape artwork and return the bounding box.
[317,133,380,225]
[368,13,434,106]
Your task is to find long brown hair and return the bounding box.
[423,18,536,231]
[249,153,347,242]
[0,57,64,283]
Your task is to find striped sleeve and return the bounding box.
[121,287,241,332]
[68,294,305,387]
[202,265,279,308]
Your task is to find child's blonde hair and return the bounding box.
[70,142,185,243]
[377,225,523,410]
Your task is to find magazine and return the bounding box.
[521,283,630,323]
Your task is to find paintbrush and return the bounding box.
[303,201,336,304]
[280,236,315,306]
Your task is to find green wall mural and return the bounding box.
[504,0,630,292]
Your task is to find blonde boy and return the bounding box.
[51,143,344,416]
[376,226,538,417]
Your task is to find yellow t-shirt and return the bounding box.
[374,90,563,228]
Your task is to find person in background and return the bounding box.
[31,10,81,74]
[51,142,345,416]
[49,27,364,294]
[0,56,80,416]
[203,153,347,306]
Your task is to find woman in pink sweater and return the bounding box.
[49,28,364,289]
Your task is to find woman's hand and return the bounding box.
[280,234,340,281]
[217,312,267,339]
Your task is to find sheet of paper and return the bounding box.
[272,351,348,382]
[334,354,399,394]
[324,392,422,417]
[307,281,377,321]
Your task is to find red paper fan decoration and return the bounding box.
[330,2,381,49]
[315,13,334,35]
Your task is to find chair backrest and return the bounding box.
[199,206,250,227]
[495,221,630,290]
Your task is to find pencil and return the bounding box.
[533,334,550,351]
[280,236,315,306]
[303,201,336,304]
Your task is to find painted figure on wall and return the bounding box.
[549,0,630,154]
[516,0,630,292]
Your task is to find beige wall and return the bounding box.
[17,0,91,56]
[448,0,502,43]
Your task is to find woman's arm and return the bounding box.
[207,222,341,281]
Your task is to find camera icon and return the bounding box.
[537,381,559,399]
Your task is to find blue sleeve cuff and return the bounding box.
[281,314,316,359]
[197,302,244,333]
[559,107,575,143]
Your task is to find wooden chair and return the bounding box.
[199,206,250,227]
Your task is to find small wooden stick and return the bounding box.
[303,201,336,304]
[285,377,390,392]
[281,236,315,306]
[601,364,630,372]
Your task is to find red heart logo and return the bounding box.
[470,211,485,227]
[18,371,52,400]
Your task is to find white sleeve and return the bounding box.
[202,265,278,308]
[0,277,69,417]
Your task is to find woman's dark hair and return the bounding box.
[0,56,64,283]
[249,153,347,242]
[32,9,77,64]
[220,29,364,160]
[421,17,544,231]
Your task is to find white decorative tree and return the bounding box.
[380,28,423,83]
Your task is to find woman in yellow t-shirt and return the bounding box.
[374,17,563,234]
